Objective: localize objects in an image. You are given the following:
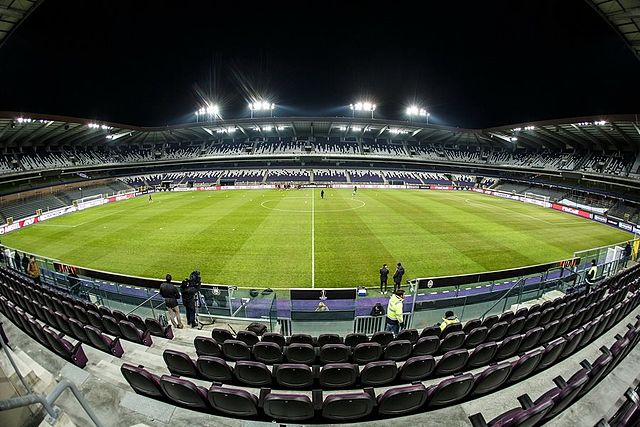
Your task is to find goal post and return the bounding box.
[73,193,105,210]
[523,192,550,207]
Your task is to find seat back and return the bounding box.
[481,315,499,330]
[523,311,541,331]
[252,341,283,364]
[495,334,523,361]
[128,314,147,332]
[506,317,526,336]
[222,339,251,361]
[519,326,544,352]
[289,333,314,345]
[194,336,222,357]
[261,332,286,348]
[319,363,359,388]
[285,343,316,364]
[435,349,469,376]
[371,331,394,346]
[236,330,259,347]
[383,340,412,361]
[320,343,351,364]
[419,326,441,339]
[377,384,427,416]
[196,356,233,382]
[439,331,465,354]
[399,355,435,382]
[413,336,439,356]
[163,349,198,378]
[159,375,209,409]
[68,318,90,343]
[463,319,482,334]
[487,321,509,341]
[275,363,313,389]
[536,337,567,371]
[427,373,474,407]
[121,363,164,398]
[353,342,382,364]
[263,393,314,422]
[471,363,512,396]
[360,360,398,386]
[207,385,258,417]
[234,361,272,387]
[464,327,488,349]
[322,392,375,421]
[102,315,121,336]
[317,333,342,347]
[344,333,368,348]
[211,328,234,344]
[466,341,498,369]
[441,322,462,338]
[508,348,543,383]
[396,328,418,344]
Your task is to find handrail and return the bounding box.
[125,291,160,315]
[0,333,103,426]
[479,277,526,320]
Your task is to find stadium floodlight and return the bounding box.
[406,105,430,123]
[249,100,275,118]
[195,103,220,122]
[350,100,376,118]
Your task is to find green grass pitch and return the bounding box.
[2,189,631,288]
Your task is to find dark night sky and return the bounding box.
[0,0,639,128]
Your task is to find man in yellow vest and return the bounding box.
[439,310,460,333]
[385,289,405,337]
[585,259,598,293]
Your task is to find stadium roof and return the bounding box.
[0,112,639,153]
[587,0,640,62]
[0,0,42,48]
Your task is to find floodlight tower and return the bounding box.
[195,103,220,122]
[406,105,430,124]
[249,100,275,118]
[350,101,376,119]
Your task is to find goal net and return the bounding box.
[73,194,105,209]
[523,192,550,207]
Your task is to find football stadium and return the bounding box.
[0,1,640,426]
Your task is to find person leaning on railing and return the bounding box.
[27,255,41,285]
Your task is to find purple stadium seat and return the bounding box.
[506,317,526,336]
[263,393,315,422]
[413,336,439,356]
[320,344,351,364]
[396,328,419,344]
[222,339,251,361]
[322,391,376,421]
[360,360,398,386]
[317,333,343,347]
[522,312,541,332]
[118,320,152,346]
[145,318,173,339]
[534,370,589,421]
[207,385,258,417]
[420,325,441,339]
[377,383,428,416]
[261,332,286,347]
[435,349,469,376]
[86,310,105,331]
[495,334,523,361]
[535,337,567,372]
[344,333,368,348]
[383,339,412,361]
[464,326,488,349]
[463,319,482,334]
[196,356,233,382]
[101,315,122,337]
[163,349,199,378]
[467,341,498,369]
[441,322,463,339]
[508,348,544,384]
[319,363,359,388]
[111,310,128,323]
[211,328,234,344]
[285,343,316,365]
[127,314,147,332]
[539,320,560,344]
[471,362,512,396]
[487,321,509,342]
[274,363,313,389]
[518,326,544,352]
[481,315,499,330]
[399,355,435,382]
[288,333,314,346]
[61,300,76,319]
[72,305,89,324]
[371,331,394,346]
[426,373,475,407]
[252,341,283,364]
[233,360,272,387]
[236,330,259,347]
[43,327,87,368]
[353,342,383,364]
[83,325,124,357]
[194,336,221,357]
[560,328,584,359]
[121,363,164,399]
[68,318,90,343]
[438,331,465,354]
[53,311,74,336]
[480,397,554,427]
[499,311,515,324]
[159,375,209,410]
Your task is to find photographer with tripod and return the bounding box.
[181,270,201,328]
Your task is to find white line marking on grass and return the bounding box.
[260,198,365,213]
[311,188,315,289]
[463,198,555,225]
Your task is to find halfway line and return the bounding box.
[311,188,315,288]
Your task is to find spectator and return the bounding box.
[14,251,21,272]
[160,274,183,329]
[181,271,201,328]
[27,255,41,284]
[585,259,598,293]
[385,289,405,337]
[21,253,30,273]
[379,263,389,294]
[623,242,632,267]
[5,247,13,269]
[439,310,460,332]
[393,262,405,292]
[68,270,81,296]
[315,301,329,312]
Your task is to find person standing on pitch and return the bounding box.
[160,274,183,329]
[352,185,357,197]
[321,189,325,199]
[393,262,405,292]
[379,263,389,294]
[385,289,405,337]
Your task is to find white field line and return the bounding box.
[311,188,315,288]
[464,198,557,225]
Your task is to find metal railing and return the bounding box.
[126,292,162,318]
[353,313,413,335]
[0,331,103,427]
